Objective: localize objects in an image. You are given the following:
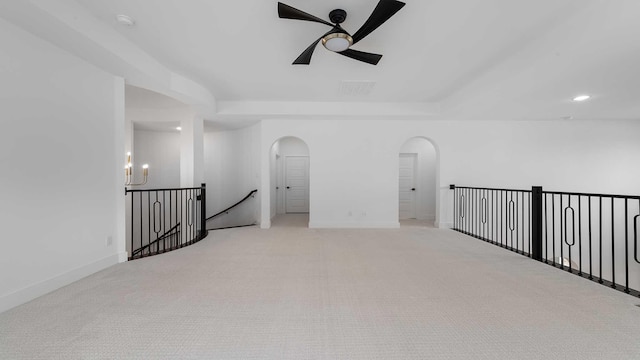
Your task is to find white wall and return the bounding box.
[133,130,181,189]
[180,116,205,187]
[260,119,640,229]
[270,142,279,218]
[204,124,261,228]
[400,138,437,221]
[0,19,124,312]
[261,120,403,228]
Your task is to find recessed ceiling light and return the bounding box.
[573,95,591,102]
[116,14,135,27]
[176,127,182,131]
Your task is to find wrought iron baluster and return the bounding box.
[634,200,640,265]
[139,192,143,256]
[544,193,549,263]
[560,194,564,269]
[588,196,593,280]
[153,192,161,253]
[162,190,166,252]
[508,193,515,249]
[578,196,582,275]
[611,197,616,288]
[599,197,603,284]
[624,198,629,293]
[453,187,457,230]
[130,191,134,259]
[633,200,640,264]
[492,190,496,243]
[520,192,524,253]
[564,195,575,273]
[528,192,532,256]
[512,193,516,249]
[482,192,487,227]
[552,194,556,266]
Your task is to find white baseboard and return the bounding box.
[260,220,271,229]
[0,252,124,314]
[309,221,400,229]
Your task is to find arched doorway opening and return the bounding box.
[269,136,310,227]
[398,137,439,227]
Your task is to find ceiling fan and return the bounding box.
[277,0,406,65]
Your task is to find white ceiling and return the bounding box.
[126,85,189,109]
[5,0,640,124]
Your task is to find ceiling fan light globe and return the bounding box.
[322,33,353,52]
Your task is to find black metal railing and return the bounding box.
[126,184,207,260]
[451,185,640,297]
[452,186,532,255]
[206,189,257,231]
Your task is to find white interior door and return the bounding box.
[285,156,309,213]
[399,153,417,219]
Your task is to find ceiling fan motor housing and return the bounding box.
[329,9,347,24]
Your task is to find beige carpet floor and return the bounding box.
[1,214,640,359]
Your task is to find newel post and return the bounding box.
[200,183,207,239]
[450,185,456,230]
[531,186,543,261]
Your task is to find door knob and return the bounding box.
[411,188,416,191]
[286,186,291,189]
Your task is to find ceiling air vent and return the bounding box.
[339,81,376,97]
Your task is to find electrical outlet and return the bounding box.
[106,236,113,246]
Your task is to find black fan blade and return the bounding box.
[351,0,405,45]
[337,49,383,65]
[278,2,334,27]
[292,30,336,65]
[292,36,324,65]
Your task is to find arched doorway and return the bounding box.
[399,137,439,227]
[269,136,310,227]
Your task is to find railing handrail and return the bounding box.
[452,185,640,200]
[542,190,640,200]
[452,185,532,193]
[131,223,181,257]
[206,189,257,221]
[126,186,204,193]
